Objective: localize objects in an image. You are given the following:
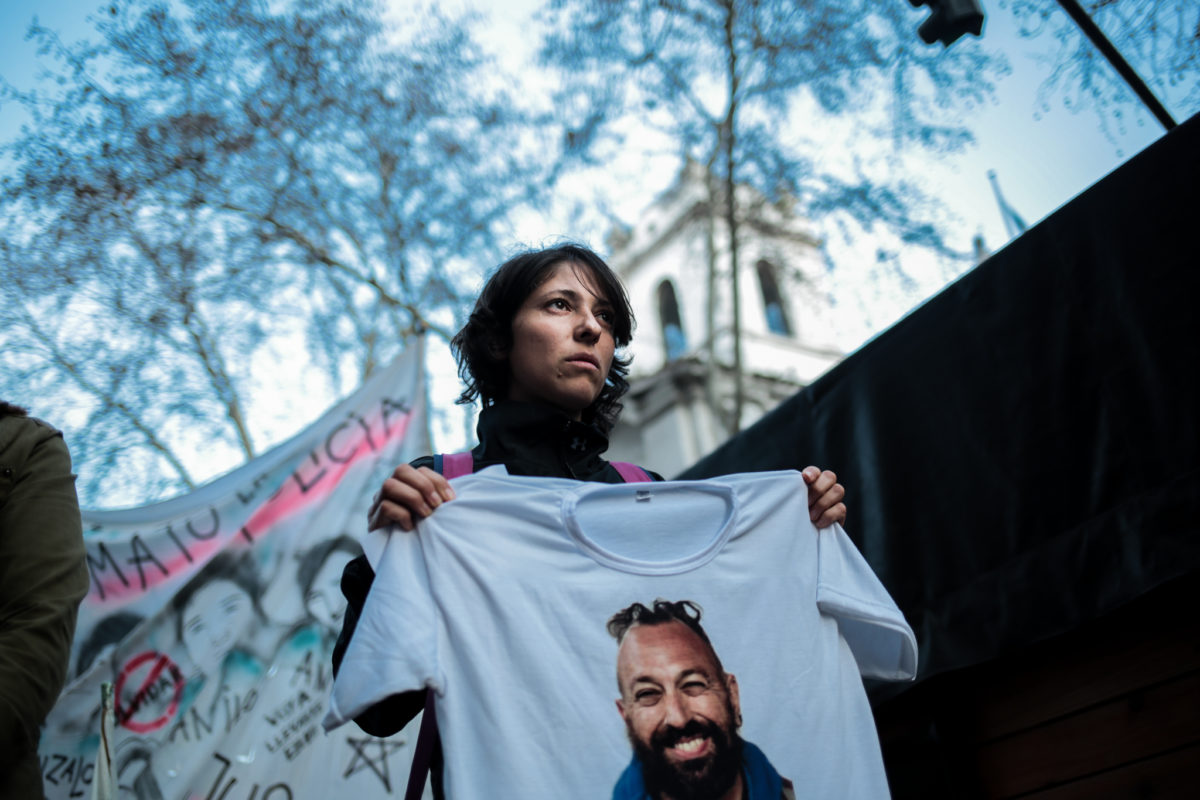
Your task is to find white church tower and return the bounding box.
[605,161,844,477]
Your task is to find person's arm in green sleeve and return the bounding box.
[0,409,91,796]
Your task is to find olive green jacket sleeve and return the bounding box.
[0,415,90,786]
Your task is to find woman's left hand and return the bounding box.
[802,466,846,528]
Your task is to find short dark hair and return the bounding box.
[451,243,635,433]
[607,598,716,654]
[171,551,263,641]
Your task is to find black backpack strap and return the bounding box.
[404,690,439,800]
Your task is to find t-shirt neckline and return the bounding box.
[560,481,738,575]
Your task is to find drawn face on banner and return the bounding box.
[297,536,361,633]
[616,620,743,800]
[180,578,256,678]
[305,554,348,630]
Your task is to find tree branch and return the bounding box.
[127,228,257,459]
[15,306,196,489]
[218,201,454,340]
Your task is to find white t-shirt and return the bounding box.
[327,468,916,798]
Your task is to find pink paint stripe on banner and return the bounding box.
[90,411,411,601]
[241,411,411,538]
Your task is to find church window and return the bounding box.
[756,261,792,336]
[657,280,687,360]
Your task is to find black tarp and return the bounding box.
[680,113,1200,688]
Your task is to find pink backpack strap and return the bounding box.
[611,461,653,483]
[436,451,475,479]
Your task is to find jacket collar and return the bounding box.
[474,401,610,480]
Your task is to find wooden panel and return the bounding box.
[968,629,1200,742]
[878,578,1200,799]
[967,582,1200,741]
[973,671,1200,798]
[1017,742,1200,800]
[875,577,1200,744]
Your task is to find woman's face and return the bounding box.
[181,579,254,677]
[306,554,349,631]
[506,262,616,417]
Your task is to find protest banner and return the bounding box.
[39,342,430,800]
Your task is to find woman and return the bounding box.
[332,243,847,781]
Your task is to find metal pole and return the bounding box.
[91,682,115,800]
[1054,0,1177,131]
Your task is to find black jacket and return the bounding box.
[331,401,659,787]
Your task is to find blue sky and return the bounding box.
[0,1,1171,242]
[0,0,1174,362]
[0,0,1184,486]
[0,1,1180,347]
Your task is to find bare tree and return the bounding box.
[0,0,548,504]
[1003,0,1199,142]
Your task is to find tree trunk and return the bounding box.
[701,159,731,436]
[723,0,744,433]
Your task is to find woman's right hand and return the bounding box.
[367,464,457,532]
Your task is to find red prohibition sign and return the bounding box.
[114,650,185,733]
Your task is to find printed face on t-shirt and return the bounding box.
[616,621,744,798]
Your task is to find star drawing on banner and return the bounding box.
[343,736,406,792]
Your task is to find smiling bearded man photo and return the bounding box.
[608,600,795,800]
